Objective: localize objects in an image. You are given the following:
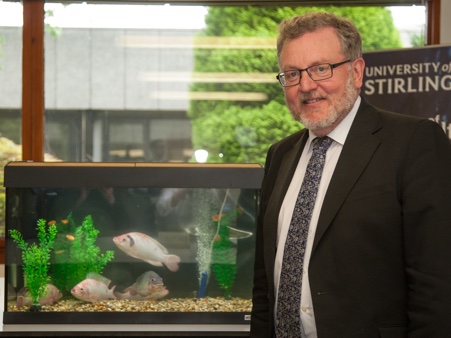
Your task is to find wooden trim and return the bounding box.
[426,0,441,45]
[22,0,45,161]
[0,237,4,265]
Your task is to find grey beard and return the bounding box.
[292,76,358,131]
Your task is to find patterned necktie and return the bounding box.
[276,136,333,337]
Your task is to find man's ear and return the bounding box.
[352,57,365,88]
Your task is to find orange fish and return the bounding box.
[66,234,75,241]
[212,214,225,222]
[48,220,56,226]
[55,250,64,254]
[61,219,69,224]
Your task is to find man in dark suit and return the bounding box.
[250,12,451,338]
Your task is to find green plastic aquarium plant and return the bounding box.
[52,213,114,294]
[210,210,238,299]
[9,219,58,311]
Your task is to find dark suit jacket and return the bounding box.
[250,98,451,338]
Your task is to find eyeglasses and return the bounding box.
[276,59,352,87]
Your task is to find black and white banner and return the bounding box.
[362,45,451,142]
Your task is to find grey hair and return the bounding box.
[276,12,362,61]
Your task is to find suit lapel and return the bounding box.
[273,134,308,209]
[312,101,382,252]
[265,132,308,251]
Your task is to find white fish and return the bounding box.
[113,232,180,272]
[16,284,63,309]
[71,272,117,303]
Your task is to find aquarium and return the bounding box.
[2,162,263,326]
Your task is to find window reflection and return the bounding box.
[0,3,427,166]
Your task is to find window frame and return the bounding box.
[20,0,440,161]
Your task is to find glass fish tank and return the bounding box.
[3,162,263,328]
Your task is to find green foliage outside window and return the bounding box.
[189,6,402,165]
[0,137,59,237]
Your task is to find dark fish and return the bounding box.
[115,271,169,300]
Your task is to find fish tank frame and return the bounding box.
[2,162,263,330]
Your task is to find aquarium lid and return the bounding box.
[4,161,264,188]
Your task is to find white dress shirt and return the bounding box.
[274,96,361,337]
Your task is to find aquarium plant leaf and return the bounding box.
[9,219,57,308]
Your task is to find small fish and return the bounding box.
[48,220,56,226]
[212,214,225,222]
[55,250,64,254]
[61,219,69,224]
[66,234,75,241]
[71,272,117,303]
[115,270,169,301]
[16,284,63,309]
[113,232,180,272]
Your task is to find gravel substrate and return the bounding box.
[7,297,252,313]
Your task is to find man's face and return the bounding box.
[279,27,364,136]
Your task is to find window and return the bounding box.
[0,2,428,164]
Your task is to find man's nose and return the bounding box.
[298,73,318,92]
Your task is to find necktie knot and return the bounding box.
[312,136,333,153]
